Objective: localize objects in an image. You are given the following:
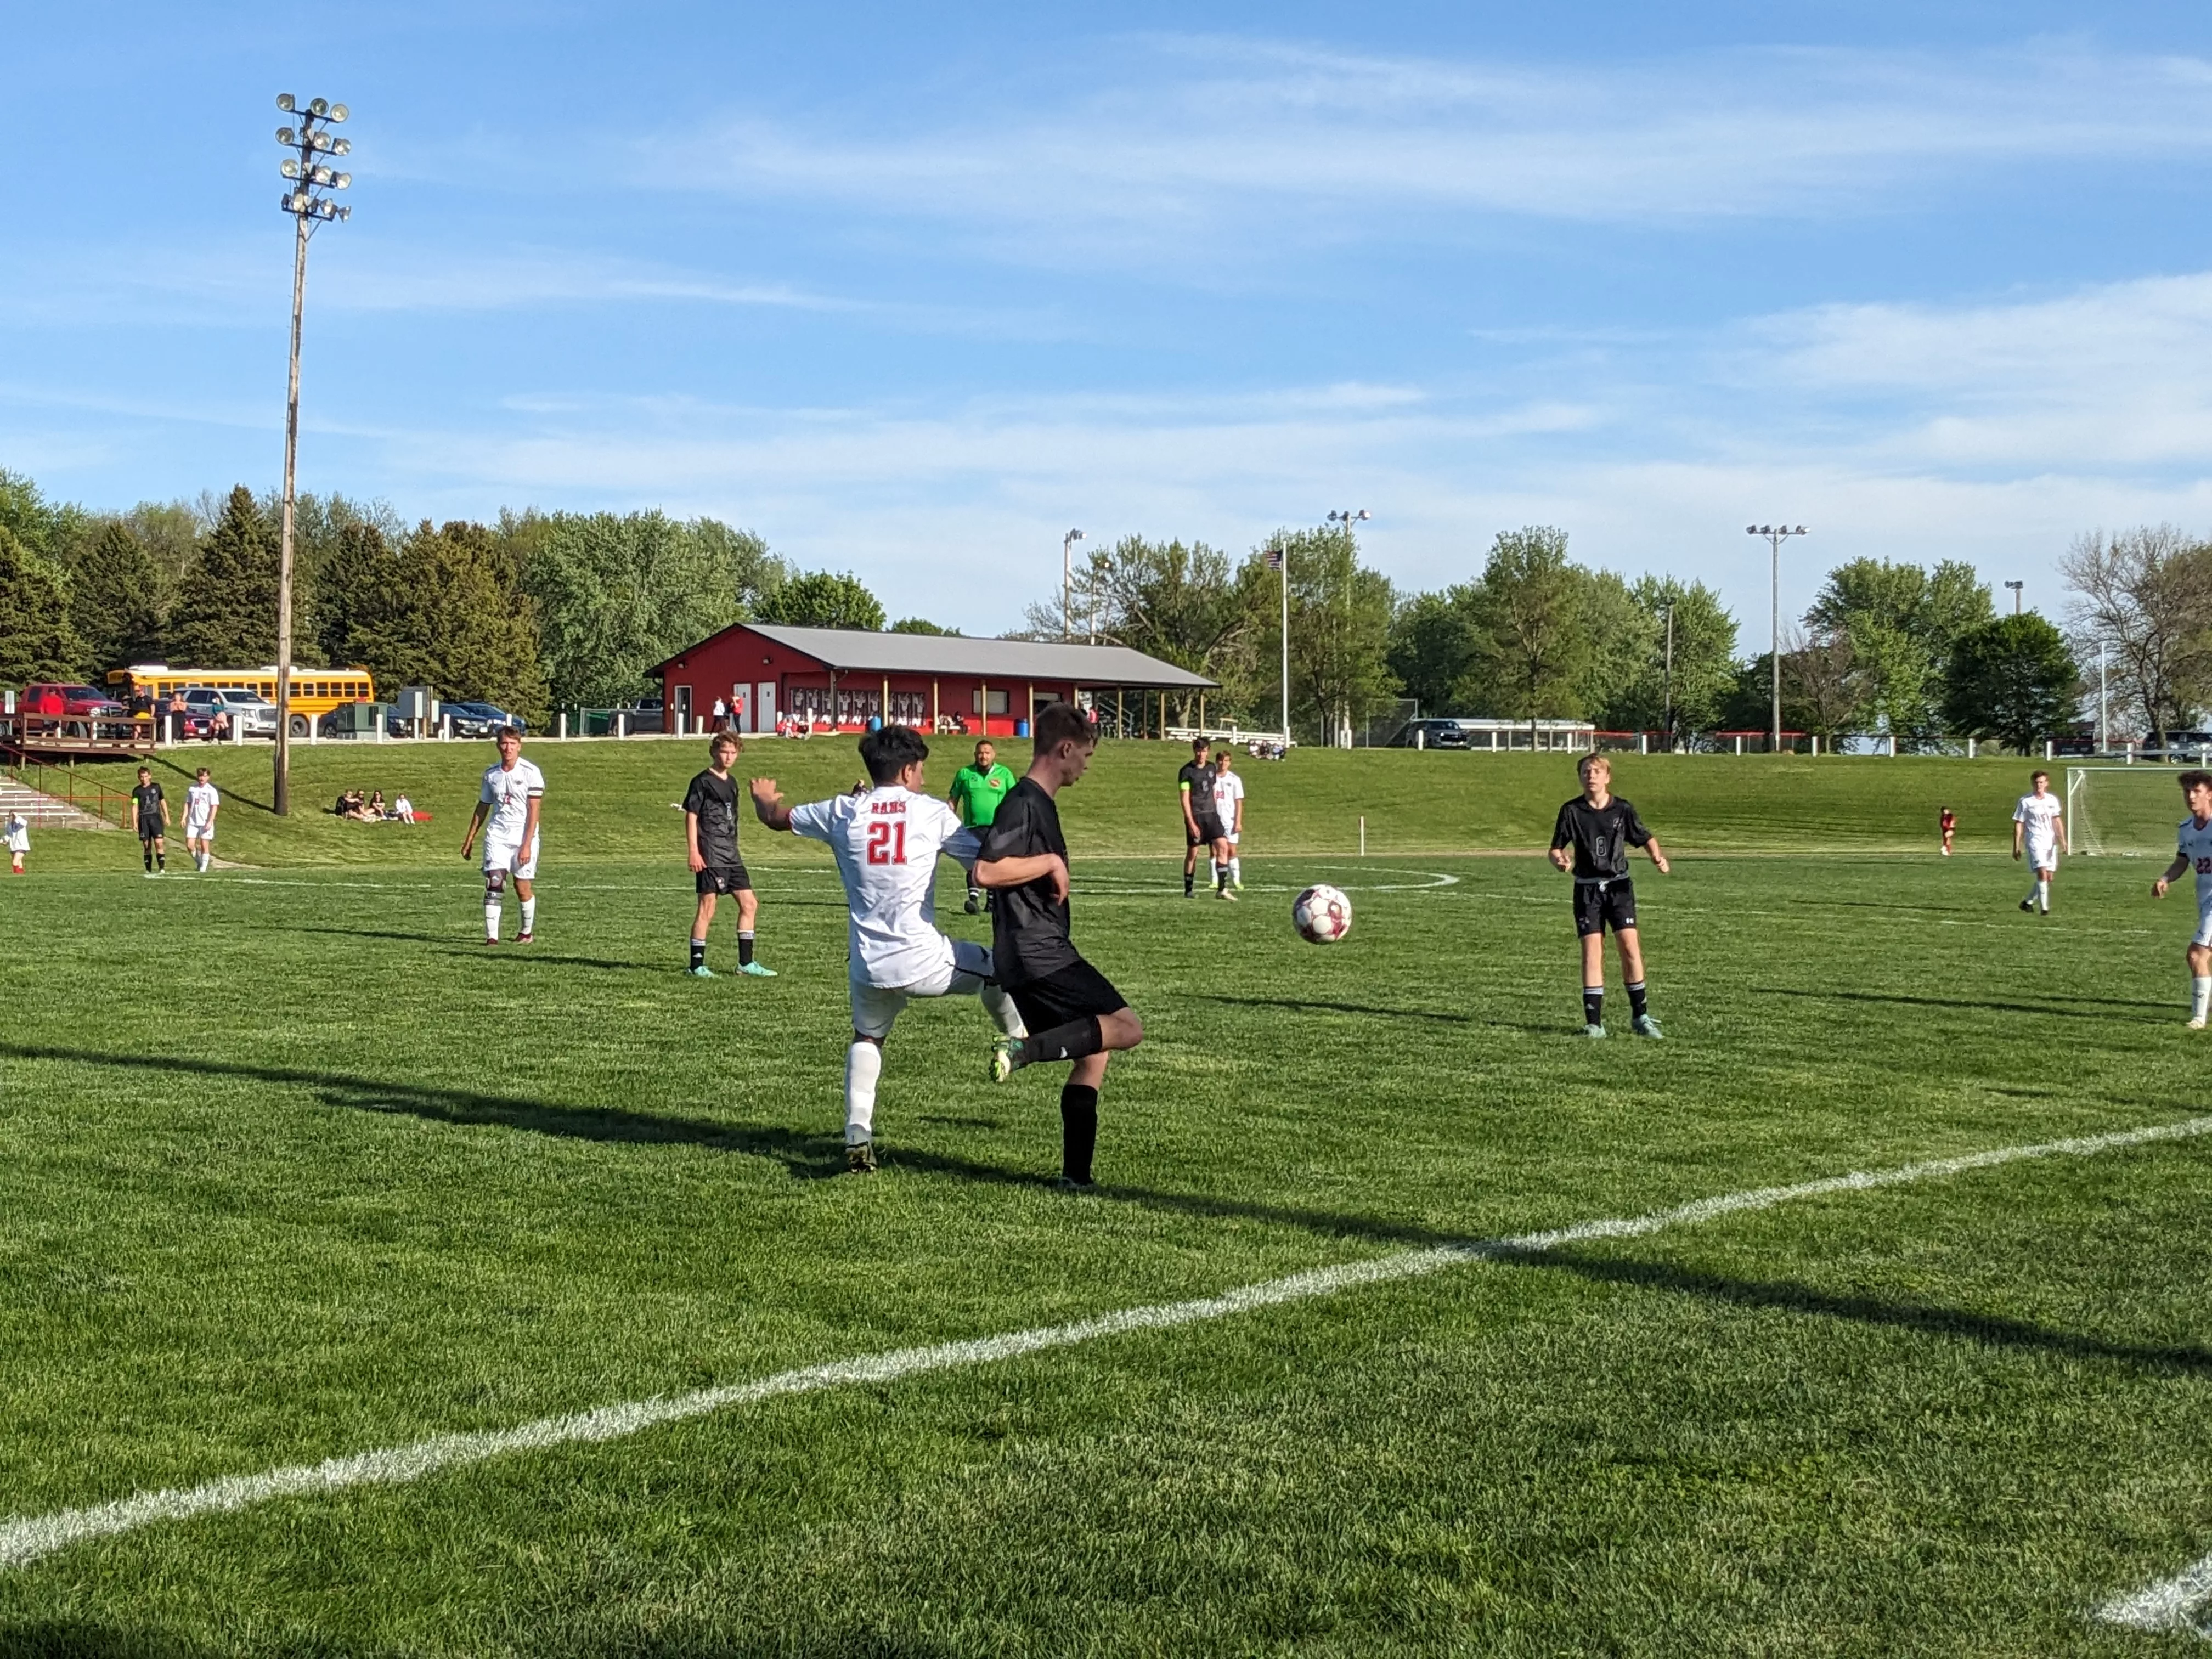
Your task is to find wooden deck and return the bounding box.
[0,714,160,759]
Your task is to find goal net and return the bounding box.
[2068,766,2192,857]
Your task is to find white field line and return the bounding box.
[4,1114,2208,1575]
[2100,1551,2212,1634]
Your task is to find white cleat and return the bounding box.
[2188,1015,2207,1030]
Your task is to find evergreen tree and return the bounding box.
[1943,614,2080,755]
[0,527,82,684]
[69,521,170,674]
[169,486,281,668]
[324,521,548,720]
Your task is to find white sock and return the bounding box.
[981,983,1027,1039]
[845,1041,882,1143]
[1229,855,1241,883]
[2037,879,2050,912]
[484,900,501,939]
[521,898,537,934]
[2193,977,2210,1020]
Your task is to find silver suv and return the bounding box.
[179,687,280,738]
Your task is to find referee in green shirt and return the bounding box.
[948,739,1018,912]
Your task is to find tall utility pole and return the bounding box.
[1661,602,1675,749]
[1324,509,1370,748]
[2099,641,2109,753]
[1747,524,1808,753]
[2005,579,2024,615]
[270,94,353,816]
[1060,529,1085,640]
[1265,545,1289,742]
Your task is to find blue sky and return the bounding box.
[7,3,2212,636]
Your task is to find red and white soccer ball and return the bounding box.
[1292,883,1352,945]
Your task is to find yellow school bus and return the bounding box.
[107,664,377,735]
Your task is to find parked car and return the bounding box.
[317,701,397,740]
[2136,731,2212,764]
[623,695,664,735]
[1384,719,1470,750]
[19,682,127,719]
[441,701,526,738]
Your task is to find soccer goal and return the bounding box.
[2068,766,2193,856]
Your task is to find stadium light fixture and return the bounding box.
[1062,528,1086,642]
[1747,522,1810,753]
[2005,579,2024,615]
[269,92,357,818]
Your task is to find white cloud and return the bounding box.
[659,38,2212,257]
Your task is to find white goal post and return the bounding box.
[2068,766,2197,857]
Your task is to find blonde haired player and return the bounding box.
[460,726,544,943]
[1211,748,1245,890]
[751,724,1024,1173]
[2012,769,2067,915]
[2153,769,2212,1029]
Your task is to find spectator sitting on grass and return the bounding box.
[394,792,415,823]
[368,789,387,819]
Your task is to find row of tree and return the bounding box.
[0,469,953,723]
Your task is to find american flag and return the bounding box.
[1263,548,1284,569]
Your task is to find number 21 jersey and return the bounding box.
[790,785,979,988]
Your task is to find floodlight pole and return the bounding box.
[2005,579,2024,616]
[1662,602,1674,747]
[1061,528,1085,641]
[1748,523,1808,753]
[1274,548,1290,744]
[269,92,353,816]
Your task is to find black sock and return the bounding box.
[143,847,153,871]
[1583,986,1604,1026]
[156,851,165,871]
[738,929,755,966]
[1060,1084,1099,1184]
[1627,981,1649,1019]
[1217,863,1228,891]
[1019,1015,1103,1067]
[1184,868,1194,895]
[690,938,706,970]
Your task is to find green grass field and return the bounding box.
[5,738,2212,1655]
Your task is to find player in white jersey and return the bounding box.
[2153,769,2212,1028]
[1211,748,1245,890]
[182,768,221,873]
[2011,769,2067,915]
[749,723,1025,1174]
[460,726,544,943]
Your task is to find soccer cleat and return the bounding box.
[736,960,777,977]
[687,964,716,978]
[1632,1014,1664,1039]
[964,891,982,915]
[483,936,500,945]
[1051,1174,1097,1194]
[516,932,534,943]
[2019,899,2034,912]
[990,1037,1023,1083]
[1582,1023,1607,1039]
[846,1139,879,1174]
[1216,887,1237,902]
[2188,1015,2208,1030]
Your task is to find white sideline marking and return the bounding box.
[4,1114,2208,1573]
[2100,1553,2212,1634]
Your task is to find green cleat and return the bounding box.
[736,960,777,977]
[1632,1014,1664,1039]
[990,1036,1023,1084]
[1582,1023,1608,1039]
[686,964,715,978]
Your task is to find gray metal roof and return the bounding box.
[664,623,1217,690]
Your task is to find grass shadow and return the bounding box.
[1194,992,1562,1036]
[1755,986,2167,1024]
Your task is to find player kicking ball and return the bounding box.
[684,731,772,978]
[979,702,1144,1189]
[750,724,1024,1173]
[2012,769,2067,915]
[2152,769,2212,1029]
[1549,753,1669,1038]
[460,726,543,943]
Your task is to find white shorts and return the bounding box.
[1224,830,1240,846]
[184,817,214,840]
[2025,839,2058,873]
[850,938,996,1040]
[2193,891,2212,950]
[484,834,539,880]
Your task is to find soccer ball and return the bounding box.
[1292,883,1352,944]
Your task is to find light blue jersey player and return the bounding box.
[2152,769,2212,1029]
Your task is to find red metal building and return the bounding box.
[648,624,1219,738]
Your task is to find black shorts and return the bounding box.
[138,819,165,843]
[1573,877,1638,937]
[1008,958,1129,1033]
[696,862,752,895]
[1186,815,1226,847]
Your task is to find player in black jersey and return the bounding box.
[129,766,168,876]
[683,731,774,978]
[978,701,1144,1189]
[1549,753,1669,1038]
[1177,737,1232,900]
